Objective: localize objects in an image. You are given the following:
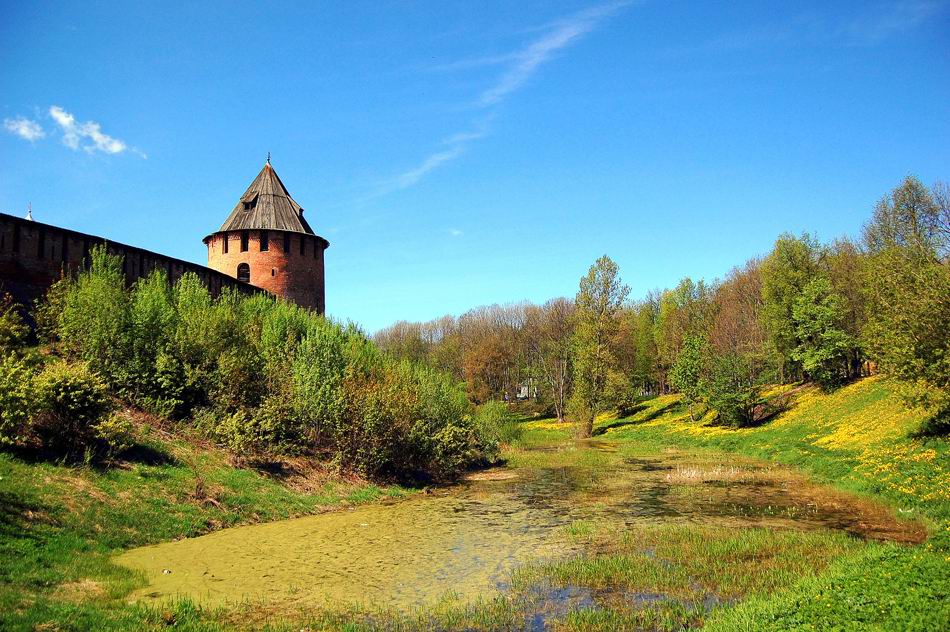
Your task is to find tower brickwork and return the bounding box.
[204,162,329,313]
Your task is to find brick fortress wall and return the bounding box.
[205,230,326,313]
[0,212,262,311]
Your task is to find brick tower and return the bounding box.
[204,160,329,313]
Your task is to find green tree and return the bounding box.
[791,276,853,389]
[59,245,132,389]
[654,278,711,391]
[760,233,821,380]
[569,256,630,437]
[702,352,764,428]
[0,293,29,355]
[863,178,950,431]
[669,334,707,420]
[863,175,948,257]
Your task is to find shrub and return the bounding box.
[45,257,490,478]
[33,276,71,345]
[32,361,112,455]
[93,410,136,455]
[0,293,29,355]
[59,246,132,389]
[703,352,763,428]
[472,400,520,453]
[431,423,478,478]
[0,356,35,446]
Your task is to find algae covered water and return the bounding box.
[115,444,922,610]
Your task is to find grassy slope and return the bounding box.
[0,418,408,631]
[2,376,948,631]
[587,376,950,631]
[598,376,949,522]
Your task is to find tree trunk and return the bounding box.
[579,413,594,438]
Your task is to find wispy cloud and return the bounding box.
[49,106,129,155]
[379,1,631,196]
[449,228,464,237]
[3,116,45,142]
[395,145,467,189]
[662,1,944,58]
[479,1,630,107]
[845,0,944,45]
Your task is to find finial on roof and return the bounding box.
[267,152,271,166]
[25,202,33,222]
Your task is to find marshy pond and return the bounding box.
[116,441,923,611]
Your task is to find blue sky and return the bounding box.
[2,1,948,332]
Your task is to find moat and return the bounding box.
[116,440,922,611]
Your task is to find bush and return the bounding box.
[472,400,521,453]
[44,254,491,479]
[59,247,132,391]
[703,353,763,428]
[0,293,29,355]
[431,423,479,478]
[0,356,34,446]
[93,410,136,455]
[32,361,112,456]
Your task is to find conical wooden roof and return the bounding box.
[214,162,315,235]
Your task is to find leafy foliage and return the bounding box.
[0,355,34,446]
[669,334,707,420]
[791,276,854,389]
[31,361,113,456]
[570,255,630,437]
[46,246,488,479]
[863,176,950,431]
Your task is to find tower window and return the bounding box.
[241,231,249,252]
[260,230,269,251]
[222,234,229,254]
[283,233,291,253]
[237,263,250,283]
[299,236,305,256]
[271,268,276,276]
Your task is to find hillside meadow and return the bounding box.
[2,375,948,631]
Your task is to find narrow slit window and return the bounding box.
[241,231,249,252]
[222,234,229,254]
[283,233,291,254]
[260,230,269,251]
[299,236,305,256]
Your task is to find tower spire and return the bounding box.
[266,152,271,166]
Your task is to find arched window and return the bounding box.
[237,263,250,283]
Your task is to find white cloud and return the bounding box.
[479,1,631,107]
[395,145,466,189]
[449,228,464,237]
[383,1,630,194]
[846,0,944,45]
[49,105,129,155]
[3,117,45,142]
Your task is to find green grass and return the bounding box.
[2,376,948,630]
[594,377,950,522]
[0,421,411,631]
[496,377,950,631]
